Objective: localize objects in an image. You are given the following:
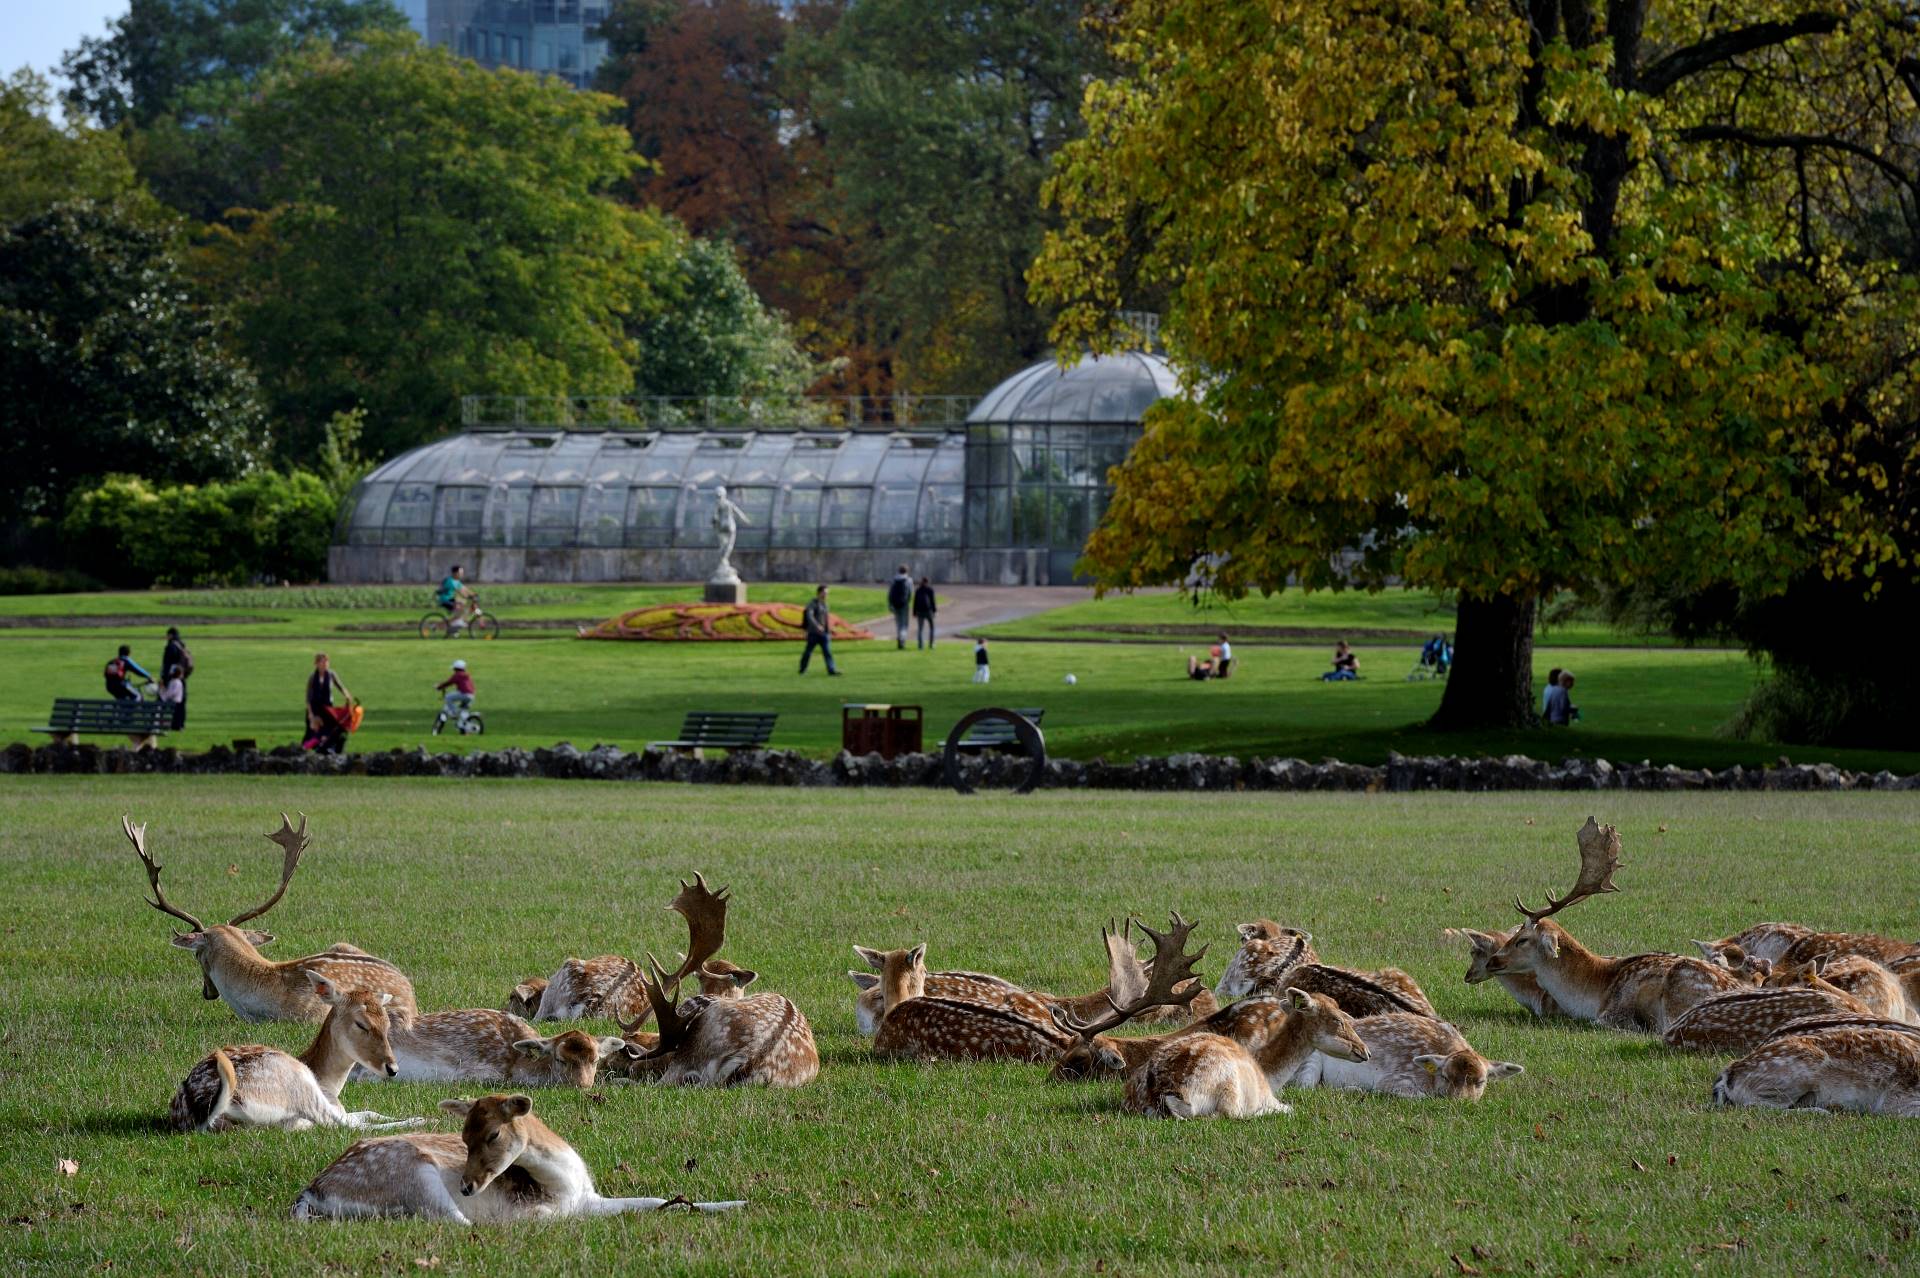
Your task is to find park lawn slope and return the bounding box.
[0,779,1915,1275]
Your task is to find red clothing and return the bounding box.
[437,671,475,695]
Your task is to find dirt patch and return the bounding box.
[0,614,286,629]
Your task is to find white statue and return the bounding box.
[710,485,750,580]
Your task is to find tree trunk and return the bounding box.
[1429,591,1539,730]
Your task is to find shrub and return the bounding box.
[61,470,335,587]
[0,565,105,595]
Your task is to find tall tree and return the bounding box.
[0,72,150,225]
[1036,0,1915,729]
[208,34,660,460]
[630,228,816,398]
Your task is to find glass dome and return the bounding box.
[966,351,1178,426]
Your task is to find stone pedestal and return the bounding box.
[704,570,747,605]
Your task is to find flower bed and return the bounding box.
[577,602,875,641]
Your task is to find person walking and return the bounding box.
[972,636,991,683]
[912,576,937,649]
[887,565,913,650]
[103,644,152,702]
[163,626,193,724]
[799,585,840,676]
[305,652,354,752]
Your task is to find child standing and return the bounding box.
[971,637,990,684]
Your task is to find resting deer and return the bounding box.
[866,942,1075,1063]
[1481,818,1742,1034]
[1769,956,1911,1023]
[504,978,548,1019]
[1444,928,1561,1018]
[170,972,418,1132]
[292,1093,747,1221]
[847,967,1025,1035]
[616,954,817,1087]
[127,815,416,1024]
[1294,1013,1523,1101]
[1118,990,1370,1119]
[1713,1021,1920,1115]
[1697,925,1918,970]
[530,874,737,1023]
[356,1009,627,1087]
[1663,981,1870,1053]
[1216,925,1436,1019]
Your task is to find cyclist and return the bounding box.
[435,659,476,733]
[435,565,475,632]
[104,644,154,702]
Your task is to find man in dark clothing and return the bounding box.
[887,566,913,649]
[104,644,151,701]
[162,627,192,724]
[912,577,937,649]
[799,586,840,676]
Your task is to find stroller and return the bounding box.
[303,699,364,754]
[1406,634,1452,681]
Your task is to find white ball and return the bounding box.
[1063,673,1078,685]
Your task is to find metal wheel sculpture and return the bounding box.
[942,708,1046,796]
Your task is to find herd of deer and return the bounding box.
[124,812,1920,1224]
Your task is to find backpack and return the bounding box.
[104,657,127,681]
[888,578,911,609]
[176,644,194,677]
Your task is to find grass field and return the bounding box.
[2,778,1916,1274]
[3,587,1915,772]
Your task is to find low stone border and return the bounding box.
[3,740,1914,792]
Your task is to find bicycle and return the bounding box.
[419,597,500,640]
[431,696,485,736]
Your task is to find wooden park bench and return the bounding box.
[33,698,175,750]
[647,710,778,758]
[944,707,1045,754]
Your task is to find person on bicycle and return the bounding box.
[436,565,475,632]
[435,659,476,730]
[104,644,154,702]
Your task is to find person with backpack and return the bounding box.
[887,565,914,650]
[103,645,153,702]
[162,626,194,723]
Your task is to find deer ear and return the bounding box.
[1284,987,1313,1011]
[304,971,338,1001]
[376,992,393,1006]
[1535,930,1560,959]
[729,967,758,989]
[847,970,880,990]
[169,933,202,949]
[1236,923,1264,942]
[907,943,927,967]
[1487,1061,1525,1080]
[851,945,886,971]
[438,1099,474,1117]
[1413,1054,1443,1076]
[1689,940,1719,960]
[243,930,275,947]
[503,1094,533,1118]
[595,1036,627,1060]
[513,1038,554,1058]
[1096,1044,1126,1072]
[1722,944,1746,964]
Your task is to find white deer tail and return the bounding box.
[204,1048,241,1131]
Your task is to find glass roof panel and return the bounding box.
[828,433,890,484]
[967,353,1175,425]
[537,433,603,483]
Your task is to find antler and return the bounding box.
[618,953,688,1051]
[663,871,730,990]
[1052,911,1209,1042]
[1102,918,1148,1008]
[1515,816,1622,924]
[228,812,308,926]
[124,816,205,931]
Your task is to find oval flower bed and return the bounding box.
[577,602,875,641]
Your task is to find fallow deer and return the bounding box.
[127,815,416,1024]
[531,873,736,1023]
[291,1093,747,1222]
[504,978,548,1019]
[1216,926,1436,1019]
[1770,955,1913,1023]
[847,967,1024,1035]
[1481,818,1742,1034]
[1117,990,1370,1119]
[1033,919,1219,1025]
[1444,927,1561,1018]
[1713,1022,1920,1115]
[1699,925,1917,970]
[1294,1013,1524,1101]
[1692,923,1813,966]
[360,1009,627,1087]
[616,954,818,1087]
[866,942,1075,1063]
[170,972,418,1132]
[1662,983,1869,1053]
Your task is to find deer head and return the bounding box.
[617,953,715,1059]
[852,943,927,1016]
[1274,987,1369,1063]
[1051,913,1207,1074]
[1414,1050,1524,1100]
[309,971,399,1078]
[513,1032,627,1086]
[1490,817,1622,968]
[440,1093,538,1196]
[1442,928,1507,985]
[126,814,311,997]
[1214,925,1316,1000]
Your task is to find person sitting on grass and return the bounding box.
[1188,632,1232,680]
[103,644,153,702]
[1543,667,1563,716]
[304,652,353,753]
[1321,640,1360,681]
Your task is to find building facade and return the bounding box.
[418,0,608,89]
[328,354,1175,585]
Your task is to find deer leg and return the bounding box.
[417,1171,474,1224]
[342,1111,426,1130]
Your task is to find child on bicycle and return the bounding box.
[436,565,475,631]
[435,659,476,731]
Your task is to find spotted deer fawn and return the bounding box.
[1216,923,1436,1018]
[1713,1020,1920,1115]
[527,873,739,1023]
[1120,990,1369,1119]
[1767,956,1912,1022]
[362,1009,627,1087]
[1294,1013,1523,1101]
[127,815,416,1024]
[291,1092,747,1221]
[1444,928,1561,1018]
[170,972,418,1132]
[866,942,1075,1063]
[1697,925,1918,970]
[1480,818,1742,1034]
[1662,978,1869,1053]
[847,967,1024,1035]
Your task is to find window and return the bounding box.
[384,483,435,546]
[728,486,774,548]
[625,487,679,547]
[433,487,486,542]
[482,485,530,547]
[819,487,871,548]
[527,486,581,547]
[577,482,627,547]
[920,484,963,547]
[774,487,821,547]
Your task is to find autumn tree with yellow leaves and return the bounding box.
[1035,0,1918,732]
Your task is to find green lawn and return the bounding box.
[4,587,1914,772]
[3,779,1916,1274]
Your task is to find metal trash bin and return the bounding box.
[841,703,924,759]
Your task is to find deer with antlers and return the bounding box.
[523,873,743,1024]
[1479,818,1743,1034]
[291,1092,747,1222]
[1443,928,1562,1018]
[863,940,1087,1063]
[126,815,415,1024]
[170,972,419,1132]
[1293,1013,1524,1101]
[1712,1018,1920,1115]
[1215,923,1437,1019]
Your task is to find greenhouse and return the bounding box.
[328,352,1176,585]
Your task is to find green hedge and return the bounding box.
[61,471,335,588]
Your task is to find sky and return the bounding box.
[5,0,129,86]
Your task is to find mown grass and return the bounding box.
[2,779,1916,1275]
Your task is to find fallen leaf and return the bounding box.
[1656,824,1668,834]
[56,1159,78,1177]
[1470,1245,1492,1262]
[1667,1154,1678,1168]
[1630,1158,1648,1172]
[1524,817,1535,826]
[413,1257,441,1271]
[1450,1254,1481,1275]
[615,1161,631,1174]
[684,1157,698,1173]
[227,864,239,875]
[1532,1124,1546,1141]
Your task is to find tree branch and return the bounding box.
[1639,13,1845,96]
[1675,123,1917,198]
